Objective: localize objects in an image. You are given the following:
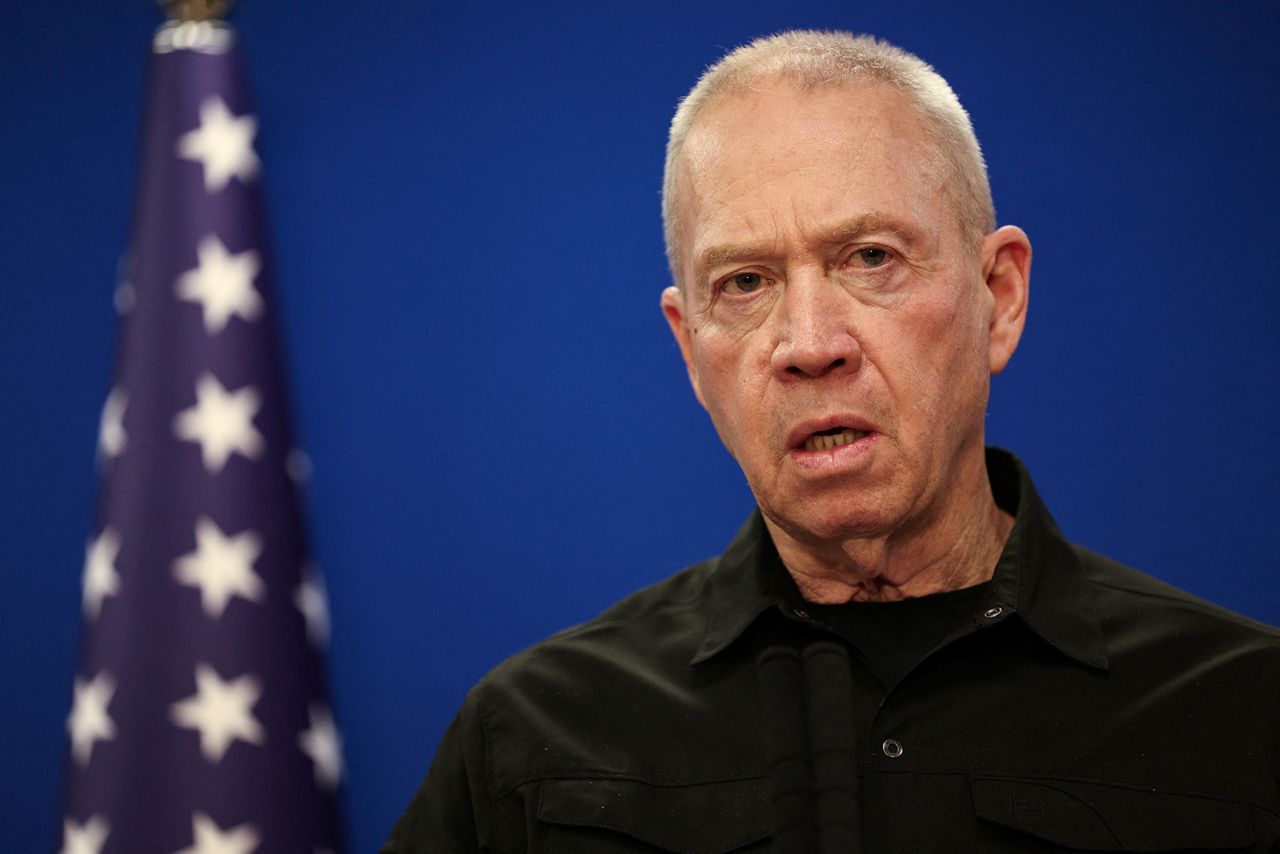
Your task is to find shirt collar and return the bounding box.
[692,512,790,665]
[692,448,1110,671]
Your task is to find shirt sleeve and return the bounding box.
[381,689,491,853]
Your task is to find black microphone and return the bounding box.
[755,645,815,854]
[802,641,861,853]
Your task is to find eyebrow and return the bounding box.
[695,242,779,281]
[693,212,923,284]
[816,212,921,247]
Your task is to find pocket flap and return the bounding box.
[538,777,771,853]
[972,776,1254,850]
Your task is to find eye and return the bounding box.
[723,272,766,294]
[854,247,890,267]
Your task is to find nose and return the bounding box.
[770,273,862,380]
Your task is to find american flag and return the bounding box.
[60,15,344,853]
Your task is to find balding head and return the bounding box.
[662,30,995,287]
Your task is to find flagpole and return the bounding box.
[158,0,235,21]
[153,0,235,55]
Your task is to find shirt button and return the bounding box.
[881,738,904,758]
[982,606,1004,620]
[791,607,810,620]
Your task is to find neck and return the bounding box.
[765,464,1014,604]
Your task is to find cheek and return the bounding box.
[705,293,778,344]
[688,331,734,401]
[692,308,769,372]
[922,296,994,426]
[917,283,988,362]
[876,292,988,417]
[690,330,771,439]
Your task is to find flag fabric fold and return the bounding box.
[61,18,343,853]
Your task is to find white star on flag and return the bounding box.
[294,571,329,648]
[175,812,260,854]
[175,235,264,334]
[67,672,116,766]
[97,388,128,459]
[60,814,109,854]
[173,372,265,474]
[298,703,343,790]
[176,96,259,192]
[173,516,265,619]
[82,527,122,619]
[170,663,266,763]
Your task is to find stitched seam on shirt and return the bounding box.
[493,768,1279,820]
[881,769,1280,817]
[470,683,510,852]
[1088,582,1280,638]
[475,682,501,808]
[985,778,1123,845]
[1010,524,1025,613]
[537,599,711,646]
[542,564,725,644]
[492,770,768,801]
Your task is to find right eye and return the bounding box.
[723,272,766,294]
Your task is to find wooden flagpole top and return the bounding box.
[159,0,235,21]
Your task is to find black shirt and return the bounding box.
[384,449,1280,852]
[807,580,991,688]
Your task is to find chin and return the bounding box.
[765,499,899,545]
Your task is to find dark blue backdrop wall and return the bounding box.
[3,2,1278,851]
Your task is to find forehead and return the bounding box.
[685,78,933,159]
[674,80,948,269]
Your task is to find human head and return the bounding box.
[662,30,996,288]
[657,34,1031,562]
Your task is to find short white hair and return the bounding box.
[662,30,996,285]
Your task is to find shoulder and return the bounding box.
[456,556,765,798]
[480,556,719,694]
[1076,544,1280,636]
[579,553,721,627]
[1073,545,1280,670]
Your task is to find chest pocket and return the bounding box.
[971,776,1256,851]
[536,777,771,853]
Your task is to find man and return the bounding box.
[385,31,1280,851]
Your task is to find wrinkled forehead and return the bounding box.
[672,81,949,267]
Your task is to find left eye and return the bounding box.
[725,272,765,293]
[855,247,889,267]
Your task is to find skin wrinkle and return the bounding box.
[672,92,957,290]
[661,78,1030,603]
[668,160,960,287]
[696,213,935,300]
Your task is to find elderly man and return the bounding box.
[385,31,1280,851]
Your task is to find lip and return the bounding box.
[784,415,881,451]
[785,415,881,472]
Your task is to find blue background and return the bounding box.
[3,2,1278,851]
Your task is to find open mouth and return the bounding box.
[801,427,869,452]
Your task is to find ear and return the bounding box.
[660,285,707,408]
[980,225,1032,375]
